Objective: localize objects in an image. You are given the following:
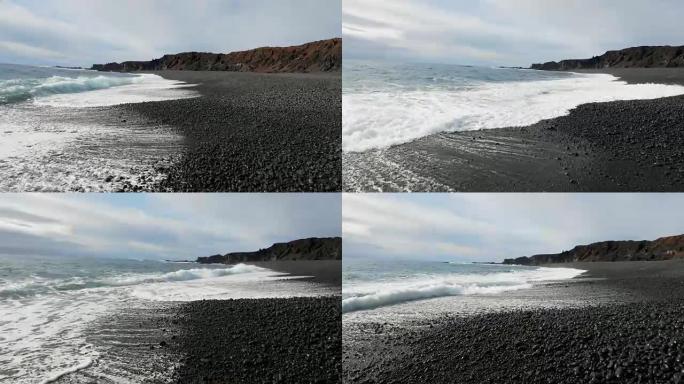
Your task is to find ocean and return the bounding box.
[0,255,332,383]
[343,60,684,152]
[0,64,195,107]
[0,63,198,192]
[342,259,585,314]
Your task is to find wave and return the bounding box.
[0,75,140,105]
[343,73,684,152]
[342,267,585,313]
[99,264,268,286]
[0,264,268,298]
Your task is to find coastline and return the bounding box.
[343,68,684,192]
[44,261,342,383]
[343,260,684,383]
[120,70,342,192]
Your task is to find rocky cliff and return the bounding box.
[531,46,684,70]
[197,237,341,264]
[91,38,341,73]
[503,234,684,265]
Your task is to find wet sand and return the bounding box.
[343,260,684,383]
[119,70,341,192]
[343,68,684,192]
[249,260,342,288]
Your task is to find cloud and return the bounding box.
[343,0,507,63]
[0,41,66,60]
[343,194,684,262]
[344,0,684,66]
[0,0,340,66]
[0,194,340,260]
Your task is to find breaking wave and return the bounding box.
[342,267,585,313]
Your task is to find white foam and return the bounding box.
[343,74,684,152]
[40,356,94,384]
[32,73,198,107]
[342,267,585,313]
[102,264,271,286]
[131,268,334,301]
[0,264,334,382]
[0,293,106,383]
[0,101,183,192]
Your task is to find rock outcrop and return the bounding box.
[91,38,341,73]
[197,237,341,264]
[503,234,684,265]
[531,46,684,70]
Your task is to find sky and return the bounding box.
[0,0,341,66]
[343,194,684,262]
[0,194,341,260]
[344,0,684,66]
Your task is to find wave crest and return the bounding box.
[0,264,268,298]
[0,75,139,104]
[342,267,585,313]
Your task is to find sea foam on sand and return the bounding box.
[343,73,684,152]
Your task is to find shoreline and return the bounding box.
[343,260,684,383]
[248,260,342,288]
[343,68,684,192]
[120,70,341,192]
[47,271,341,383]
[1,69,341,192]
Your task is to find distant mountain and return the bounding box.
[531,46,684,70]
[197,237,341,264]
[91,38,341,73]
[503,234,684,265]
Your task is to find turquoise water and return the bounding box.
[0,63,137,105]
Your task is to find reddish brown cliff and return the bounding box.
[504,235,684,265]
[92,38,341,73]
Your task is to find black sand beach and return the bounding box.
[172,297,341,383]
[250,260,343,287]
[343,261,684,383]
[119,71,341,192]
[344,68,684,192]
[170,261,342,383]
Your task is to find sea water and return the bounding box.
[0,64,199,192]
[0,255,332,383]
[0,64,196,107]
[342,259,585,313]
[343,60,684,152]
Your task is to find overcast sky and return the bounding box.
[0,0,341,66]
[344,0,684,66]
[0,194,340,260]
[344,194,684,262]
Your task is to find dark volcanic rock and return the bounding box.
[125,70,341,192]
[503,234,684,265]
[197,237,342,264]
[173,297,341,384]
[531,46,684,70]
[344,302,684,384]
[92,38,341,73]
